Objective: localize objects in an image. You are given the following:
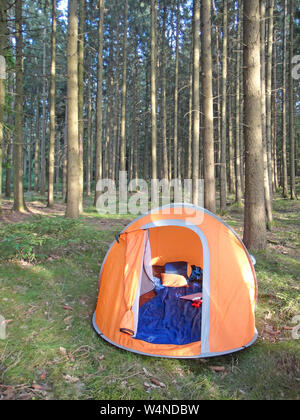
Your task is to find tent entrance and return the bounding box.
[133,226,204,345]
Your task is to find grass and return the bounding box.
[0,192,299,400]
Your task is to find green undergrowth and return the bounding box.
[0,195,299,400]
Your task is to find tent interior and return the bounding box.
[133,226,204,346]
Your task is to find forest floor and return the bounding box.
[0,188,299,400]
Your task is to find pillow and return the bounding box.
[161,273,188,288]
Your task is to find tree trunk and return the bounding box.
[120,0,128,174]
[62,101,67,201]
[34,94,40,192]
[192,0,200,204]
[173,0,180,180]
[161,1,168,180]
[66,0,80,218]
[0,0,6,212]
[201,0,216,213]
[186,45,193,181]
[94,0,104,205]
[220,0,228,212]
[151,0,158,180]
[235,0,242,205]
[282,0,288,198]
[40,27,47,196]
[266,0,274,194]
[260,0,273,228]
[86,82,92,196]
[48,0,56,208]
[78,0,85,213]
[272,28,279,192]
[13,0,26,212]
[243,0,266,250]
[228,93,235,194]
[289,0,296,200]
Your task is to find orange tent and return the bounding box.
[93,204,258,358]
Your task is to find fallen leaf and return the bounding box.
[59,346,67,356]
[210,366,226,373]
[150,377,166,388]
[64,375,80,384]
[64,316,72,325]
[31,384,48,391]
[63,305,73,311]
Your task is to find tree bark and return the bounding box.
[282,0,288,198]
[220,0,228,212]
[243,0,266,250]
[94,0,104,205]
[161,1,168,180]
[266,0,274,194]
[34,94,40,192]
[151,0,158,180]
[0,0,6,212]
[13,0,26,212]
[40,27,47,196]
[66,0,80,218]
[260,0,273,228]
[48,0,56,208]
[289,0,296,200]
[86,81,92,196]
[201,0,216,213]
[192,0,200,204]
[120,0,128,173]
[173,0,180,180]
[235,0,242,205]
[78,0,85,213]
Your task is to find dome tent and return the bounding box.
[93,204,258,358]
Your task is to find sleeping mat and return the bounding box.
[135,282,202,345]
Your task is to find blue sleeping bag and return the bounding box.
[135,282,202,345]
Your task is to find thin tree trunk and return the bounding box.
[40,27,47,196]
[186,45,193,181]
[235,0,242,205]
[151,0,158,180]
[272,29,279,191]
[192,0,200,204]
[289,0,296,200]
[220,0,228,211]
[215,23,221,181]
[112,16,121,183]
[120,0,128,173]
[173,0,180,180]
[48,0,56,208]
[161,1,168,180]
[28,123,33,191]
[66,0,80,218]
[228,93,235,194]
[266,0,274,194]
[243,0,266,250]
[5,137,12,198]
[260,0,273,228]
[201,0,216,213]
[13,0,26,212]
[62,101,67,201]
[78,0,85,213]
[34,94,40,192]
[86,82,91,196]
[0,0,6,212]
[94,0,104,205]
[282,0,288,198]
